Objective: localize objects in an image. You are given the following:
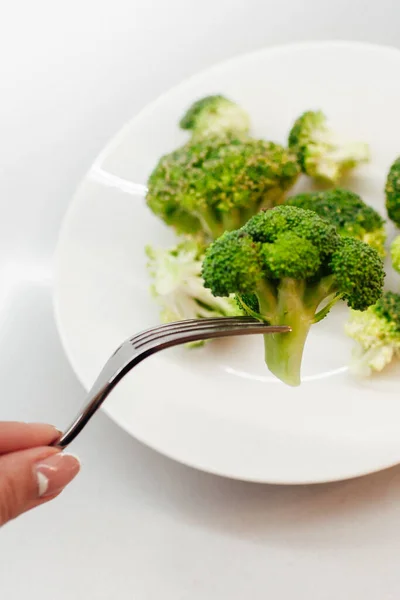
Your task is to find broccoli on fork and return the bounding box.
[146,136,300,241]
[179,95,250,139]
[202,206,384,386]
[286,188,386,257]
[288,111,370,184]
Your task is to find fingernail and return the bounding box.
[35,453,81,498]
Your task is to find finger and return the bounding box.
[0,447,80,526]
[0,422,60,454]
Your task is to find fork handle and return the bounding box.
[52,343,135,448]
[53,388,109,448]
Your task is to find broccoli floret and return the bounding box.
[288,110,370,184]
[385,157,400,227]
[202,206,384,386]
[391,235,400,273]
[286,188,386,257]
[146,241,240,346]
[179,95,250,139]
[345,291,400,375]
[146,136,300,240]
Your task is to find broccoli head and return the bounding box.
[202,206,385,386]
[146,136,300,241]
[385,156,400,227]
[345,291,400,376]
[288,110,370,184]
[391,235,400,274]
[146,240,240,346]
[179,95,250,139]
[286,188,386,257]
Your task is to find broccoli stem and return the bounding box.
[258,278,339,386]
[258,188,286,211]
[195,188,287,241]
[263,310,311,387]
[256,280,277,320]
[196,209,225,240]
[221,208,243,233]
[306,274,340,323]
[198,207,248,240]
[259,279,313,386]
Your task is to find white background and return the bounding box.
[1,1,400,598]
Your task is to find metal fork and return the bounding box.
[53,317,290,448]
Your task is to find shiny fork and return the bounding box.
[54,317,290,448]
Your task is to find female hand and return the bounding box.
[0,422,80,526]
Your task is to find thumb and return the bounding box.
[0,447,80,526]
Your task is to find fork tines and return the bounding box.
[132,317,289,350]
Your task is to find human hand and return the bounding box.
[0,422,80,526]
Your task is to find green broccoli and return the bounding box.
[345,291,400,376]
[146,136,300,241]
[202,206,385,386]
[391,235,400,274]
[288,110,370,184]
[146,241,240,345]
[286,188,386,257]
[179,95,250,139]
[385,156,400,227]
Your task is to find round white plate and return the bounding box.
[55,41,400,484]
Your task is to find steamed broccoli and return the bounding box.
[385,156,400,227]
[202,206,385,386]
[146,136,300,241]
[391,235,400,274]
[288,111,370,184]
[179,95,250,139]
[146,241,240,340]
[345,291,400,375]
[286,188,386,257]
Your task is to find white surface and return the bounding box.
[55,41,400,484]
[3,0,400,597]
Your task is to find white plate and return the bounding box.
[55,41,400,484]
